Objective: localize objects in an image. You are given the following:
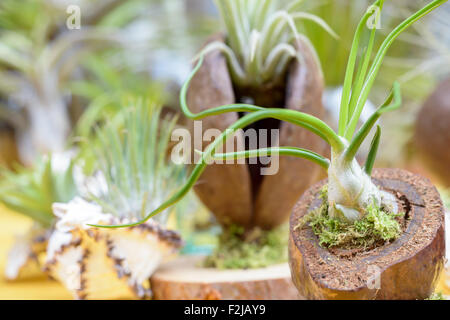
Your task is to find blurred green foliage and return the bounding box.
[0,155,77,228]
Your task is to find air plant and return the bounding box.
[89,0,446,228]
[84,102,186,224]
[70,54,165,139]
[298,0,442,168]
[0,0,122,165]
[0,153,77,280]
[45,102,185,299]
[198,0,337,87]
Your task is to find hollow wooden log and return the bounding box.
[289,168,445,300]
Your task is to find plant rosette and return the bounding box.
[0,152,77,281]
[44,197,181,300]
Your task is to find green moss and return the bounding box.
[425,292,446,300]
[295,186,403,249]
[203,224,288,269]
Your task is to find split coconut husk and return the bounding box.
[289,168,445,300]
[186,35,328,230]
[4,225,50,281]
[415,78,450,186]
[150,255,301,300]
[44,198,182,300]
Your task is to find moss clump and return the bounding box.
[296,186,403,249]
[203,224,288,269]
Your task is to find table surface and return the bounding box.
[0,205,72,300]
[0,205,448,300]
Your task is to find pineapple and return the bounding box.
[45,102,185,299]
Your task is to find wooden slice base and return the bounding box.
[289,168,445,300]
[150,255,302,300]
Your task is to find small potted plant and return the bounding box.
[0,154,77,281]
[44,102,184,300]
[93,0,447,300]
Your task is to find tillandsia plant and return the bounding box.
[0,0,123,165]
[92,0,447,300]
[93,0,446,228]
[45,102,185,300]
[198,0,337,87]
[0,154,77,280]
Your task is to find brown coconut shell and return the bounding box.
[289,168,445,300]
[415,78,450,186]
[150,255,302,300]
[186,35,327,229]
[186,34,253,227]
[253,39,327,229]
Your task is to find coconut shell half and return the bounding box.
[415,78,450,186]
[289,168,445,300]
[151,255,302,300]
[253,38,327,229]
[186,35,326,229]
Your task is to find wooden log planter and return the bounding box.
[289,168,445,300]
[151,255,302,300]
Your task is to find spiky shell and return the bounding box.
[44,199,182,300]
[4,225,50,281]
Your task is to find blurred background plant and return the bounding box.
[0,0,218,166]
[0,153,77,229]
[0,0,124,165]
[299,0,449,168]
[0,152,77,280]
[0,0,220,281]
